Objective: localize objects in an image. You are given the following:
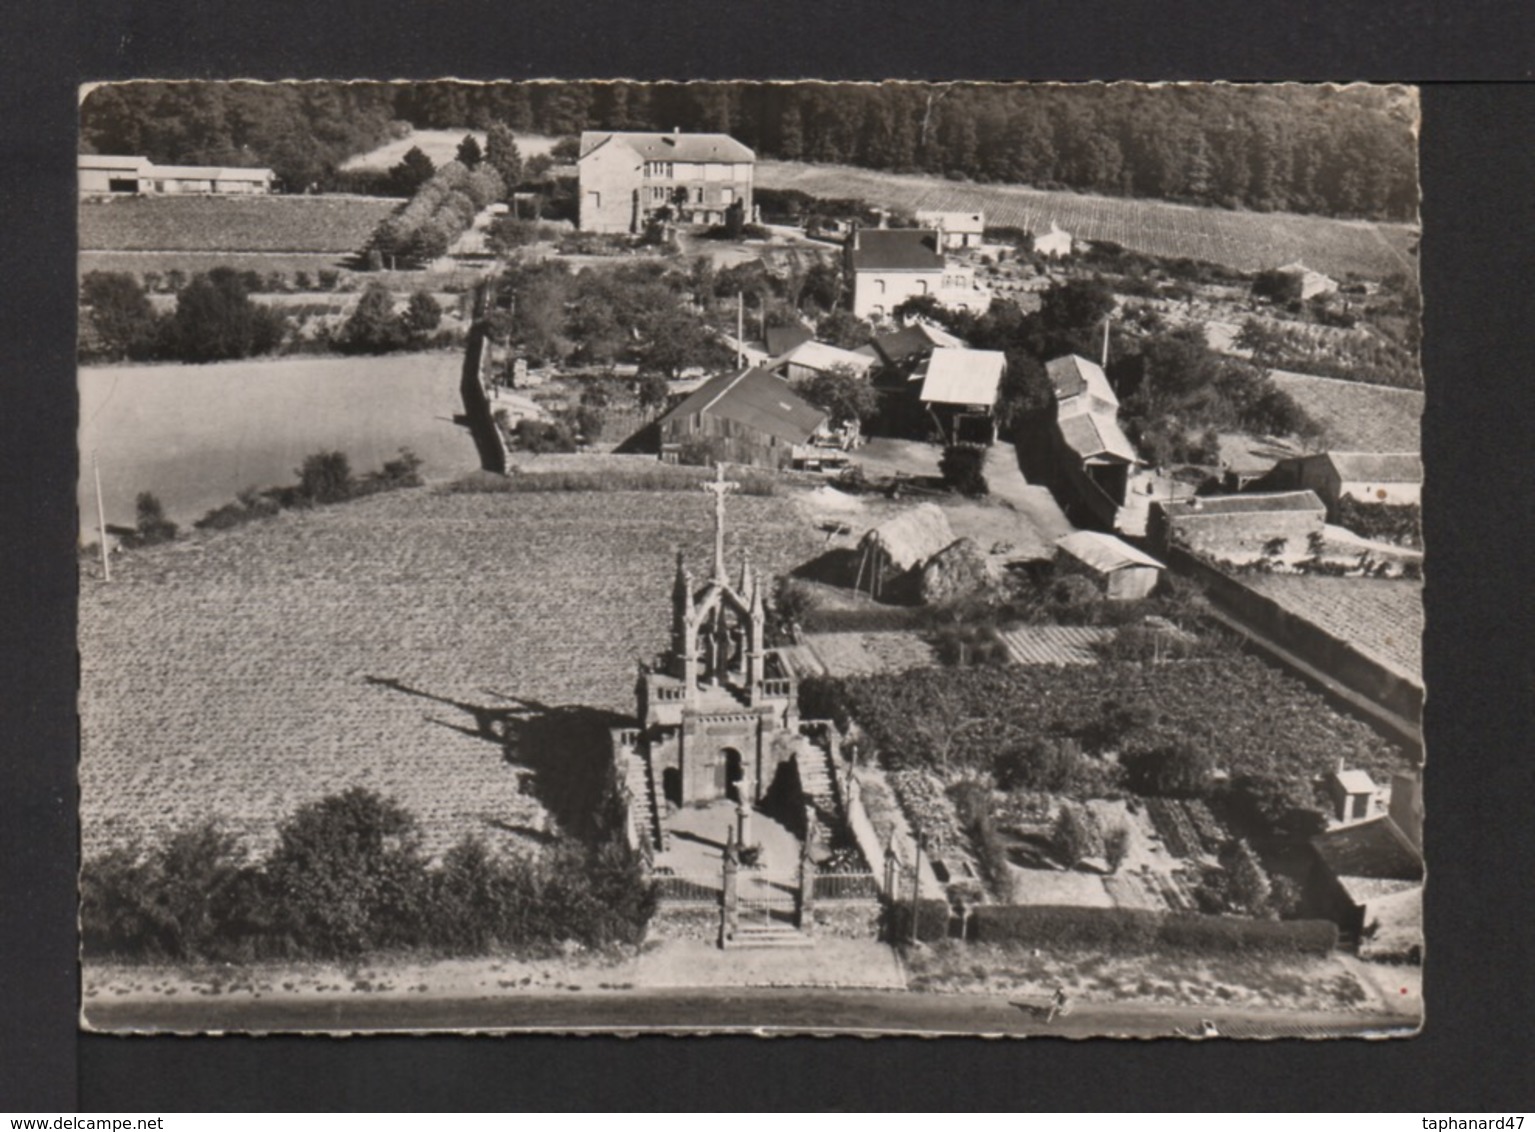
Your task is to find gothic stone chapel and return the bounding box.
[612,466,858,942]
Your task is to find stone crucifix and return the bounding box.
[701,462,739,583]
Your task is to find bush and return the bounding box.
[1104,824,1131,872]
[940,444,988,496]
[1052,803,1099,867]
[968,904,1337,955]
[126,491,177,547]
[194,487,283,532]
[882,898,952,944]
[1125,741,1216,798]
[512,418,577,454]
[297,450,354,504]
[162,268,286,363]
[950,779,1016,903]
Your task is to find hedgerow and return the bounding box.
[967,904,1337,955]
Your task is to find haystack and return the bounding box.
[855,503,956,600]
[919,537,996,604]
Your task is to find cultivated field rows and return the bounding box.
[1268,370,1424,451]
[1239,575,1424,681]
[79,196,399,253]
[79,489,827,859]
[758,162,1418,280]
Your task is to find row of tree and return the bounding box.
[81,787,654,962]
[368,159,506,268]
[82,81,1418,221]
[79,270,445,363]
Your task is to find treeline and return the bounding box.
[368,159,505,268]
[78,270,449,363]
[82,81,1418,221]
[81,787,654,963]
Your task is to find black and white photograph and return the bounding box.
[74,79,1424,1038]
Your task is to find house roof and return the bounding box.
[871,325,935,366]
[916,347,1006,407]
[1311,817,1424,884]
[1056,407,1139,464]
[79,154,150,170]
[770,339,876,376]
[915,210,985,233]
[849,228,945,272]
[579,130,754,164]
[150,165,274,180]
[1330,768,1377,795]
[1047,354,1118,408]
[1056,530,1165,574]
[859,503,956,572]
[1161,490,1325,517]
[1324,451,1423,484]
[660,367,827,445]
[764,324,814,357]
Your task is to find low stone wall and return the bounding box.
[810,899,882,939]
[649,902,719,943]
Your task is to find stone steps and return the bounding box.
[725,924,814,950]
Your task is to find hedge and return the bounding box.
[882,898,953,944]
[967,904,1337,956]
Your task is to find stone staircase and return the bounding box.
[624,749,665,851]
[795,740,843,828]
[724,920,814,949]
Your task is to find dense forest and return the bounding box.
[81,81,1418,221]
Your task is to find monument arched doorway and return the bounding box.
[720,746,745,802]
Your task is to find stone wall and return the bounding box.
[809,899,882,939]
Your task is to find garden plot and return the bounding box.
[79,195,398,254]
[79,488,826,858]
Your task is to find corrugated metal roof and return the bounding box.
[79,154,150,170]
[1162,491,1325,516]
[1056,530,1164,574]
[764,324,814,356]
[660,367,826,445]
[849,228,945,272]
[1331,768,1377,795]
[1057,407,1138,463]
[996,625,1114,666]
[1047,354,1117,407]
[917,347,1005,407]
[1326,451,1423,484]
[579,130,755,164]
[771,339,876,375]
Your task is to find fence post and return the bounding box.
[797,804,816,934]
[720,825,739,949]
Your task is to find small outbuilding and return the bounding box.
[1309,816,1423,959]
[1033,220,1075,259]
[914,347,1006,445]
[1326,767,1378,823]
[1268,451,1423,519]
[658,366,829,471]
[1054,531,1165,601]
[768,338,877,383]
[854,503,957,601]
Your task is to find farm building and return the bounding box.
[854,503,958,602]
[1047,354,1141,529]
[658,366,829,471]
[913,347,1006,445]
[915,209,986,249]
[1147,491,1327,562]
[1054,530,1165,601]
[845,228,990,321]
[78,154,274,195]
[764,324,814,357]
[1274,260,1340,300]
[1033,220,1076,259]
[1308,816,1423,959]
[869,321,966,372]
[1264,451,1423,518]
[577,130,754,233]
[767,338,877,383]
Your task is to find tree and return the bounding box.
[1052,803,1096,867]
[402,289,443,344]
[264,788,427,957]
[456,133,483,169]
[80,272,157,360]
[130,492,177,547]
[793,364,879,427]
[339,282,407,354]
[387,145,436,197]
[722,198,746,239]
[297,450,353,504]
[166,268,285,362]
[1127,741,1216,798]
[1223,839,1272,916]
[1036,277,1115,356]
[484,121,524,191]
[813,309,873,350]
[940,444,989,497]
[635,371,671,417]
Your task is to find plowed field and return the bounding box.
[79,489,825,859]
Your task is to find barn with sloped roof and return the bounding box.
[658,367,828,471]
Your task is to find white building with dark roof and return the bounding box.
[846,228,989,321]
[577,130,755,233]
[1271,451,1423,518]
[78,155,274,196]
[915,209,985,250]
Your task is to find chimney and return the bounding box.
[673,126,681,135]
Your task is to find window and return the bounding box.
[694,187,704,204]
[874,279,886,295]
[916,279,929,295]
[721,187,734,205]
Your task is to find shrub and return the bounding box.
[79,271,158,361]
[1104,824,1131,872]
[882,898,952,944]
[126,491,177,547]
[1126,741,1216,798]
[940,444,988,497]
[195,487,282,532]
[1222,839,1273,916]
[512,418,577,454]
[1052,803,1099,867]
[997,737,1087,793]
[296,450,354,504]
[950,779,1016,903]
[967,904,1336,955]
[163,268,286,362]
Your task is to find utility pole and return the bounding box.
[92,450,111,582]
[910,834,924,945]
[736,291,744,369]
[1101,315,1111,368]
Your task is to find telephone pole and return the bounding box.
[92,450,111,582]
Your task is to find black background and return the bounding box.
[4,0,1533,1112]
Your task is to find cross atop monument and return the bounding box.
[701,462,739,582]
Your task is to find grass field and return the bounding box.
[79,352,477,534]
[79,488,826,858]
[1269,370,1423,450]
[757,161,1419,280]
[340,129,560,172]
[79,195,399,253]
[79,250,359,278]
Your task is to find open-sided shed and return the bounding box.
[1054,530,1165,601]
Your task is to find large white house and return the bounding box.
[577,130,754,234]
[845,228,990,321]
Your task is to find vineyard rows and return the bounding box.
[758,162,1418,280]
[79,195,398,254]
[79,489,826,859]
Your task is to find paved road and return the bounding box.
[86,987,1417,1038]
